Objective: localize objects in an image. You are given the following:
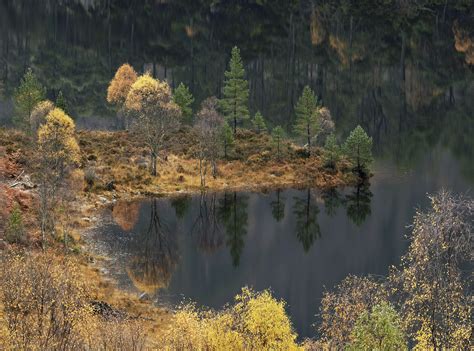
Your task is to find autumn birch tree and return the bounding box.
[107,63,138,128]
[37,108,80,248]
[125,75,181,176]
[194,97,224,186]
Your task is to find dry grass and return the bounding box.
[77,127,357,200]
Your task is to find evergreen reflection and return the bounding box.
[270,188,286,222]
[345,183,373,226]
[126,199,178,295]
[321,188,344,217]
[292,189,321,252]
[218,192,249,267]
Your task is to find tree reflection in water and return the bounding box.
[126,199,178,295]
[170,195,191,219]
[292,189,321,252]
[218,192,249,267]
[345,183,373,226]
[270,188,286,222]
[321,188,344,217]
[112,200,140,231]
[192,192,224,253]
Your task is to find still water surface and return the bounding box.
[92,148,471,338]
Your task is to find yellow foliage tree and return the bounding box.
[0,252,148,350]
[232,287,301,351]
[107,63,138,128]
[125,75,181,176]
[319,275,387,349]
[30,99,55,134]
[0,253,91,350]
[160,288,301,351]
[390,191,472,350]
[37,108,80,247]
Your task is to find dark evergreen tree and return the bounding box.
[220,46,249,134]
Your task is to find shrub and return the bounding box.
[348,302,407,351]
[5,204,26,244]
[84,167,96,190]
[0,252,148,350]
[160,288,301,351]
[319,275,387,349]
[0,253,90,350]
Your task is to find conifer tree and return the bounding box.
[220,46,249,134]
[252,111,267,134]
[5,204,26,244]
[14,68,45,128]
[294,85,320,155]
[343,125,373,173]
[55,90,68,114]
[221,121,234,159]
[323,133,341,169]
[272,126,285,160]
[173,82,194,124]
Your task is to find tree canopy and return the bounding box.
[294,85,320,154]
[14,68,45,129]
[107,63,138,108]
[220,46,249,134]
[173,82,195,124]
[125,74,181,175]
[344,125,373,173]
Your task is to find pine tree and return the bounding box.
[294,85,320,155]
[14,68,45,129]
[252,111,267,134]
[220,46,249,134]
[5,204,26,244]
[173,82,194,124]
[221,121,234,159]
[271,126,285,160]
[323,133,341,169]
[55,90,68,114]
[343,125,373,174]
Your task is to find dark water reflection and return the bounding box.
[93,147,470,338]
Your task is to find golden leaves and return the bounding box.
[107,63,138,107]
[160,287,302,351]
[38,107,80,165]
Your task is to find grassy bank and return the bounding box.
[78,127,358,199]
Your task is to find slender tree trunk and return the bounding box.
[150,152,157,176]
[307,124,311,155]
